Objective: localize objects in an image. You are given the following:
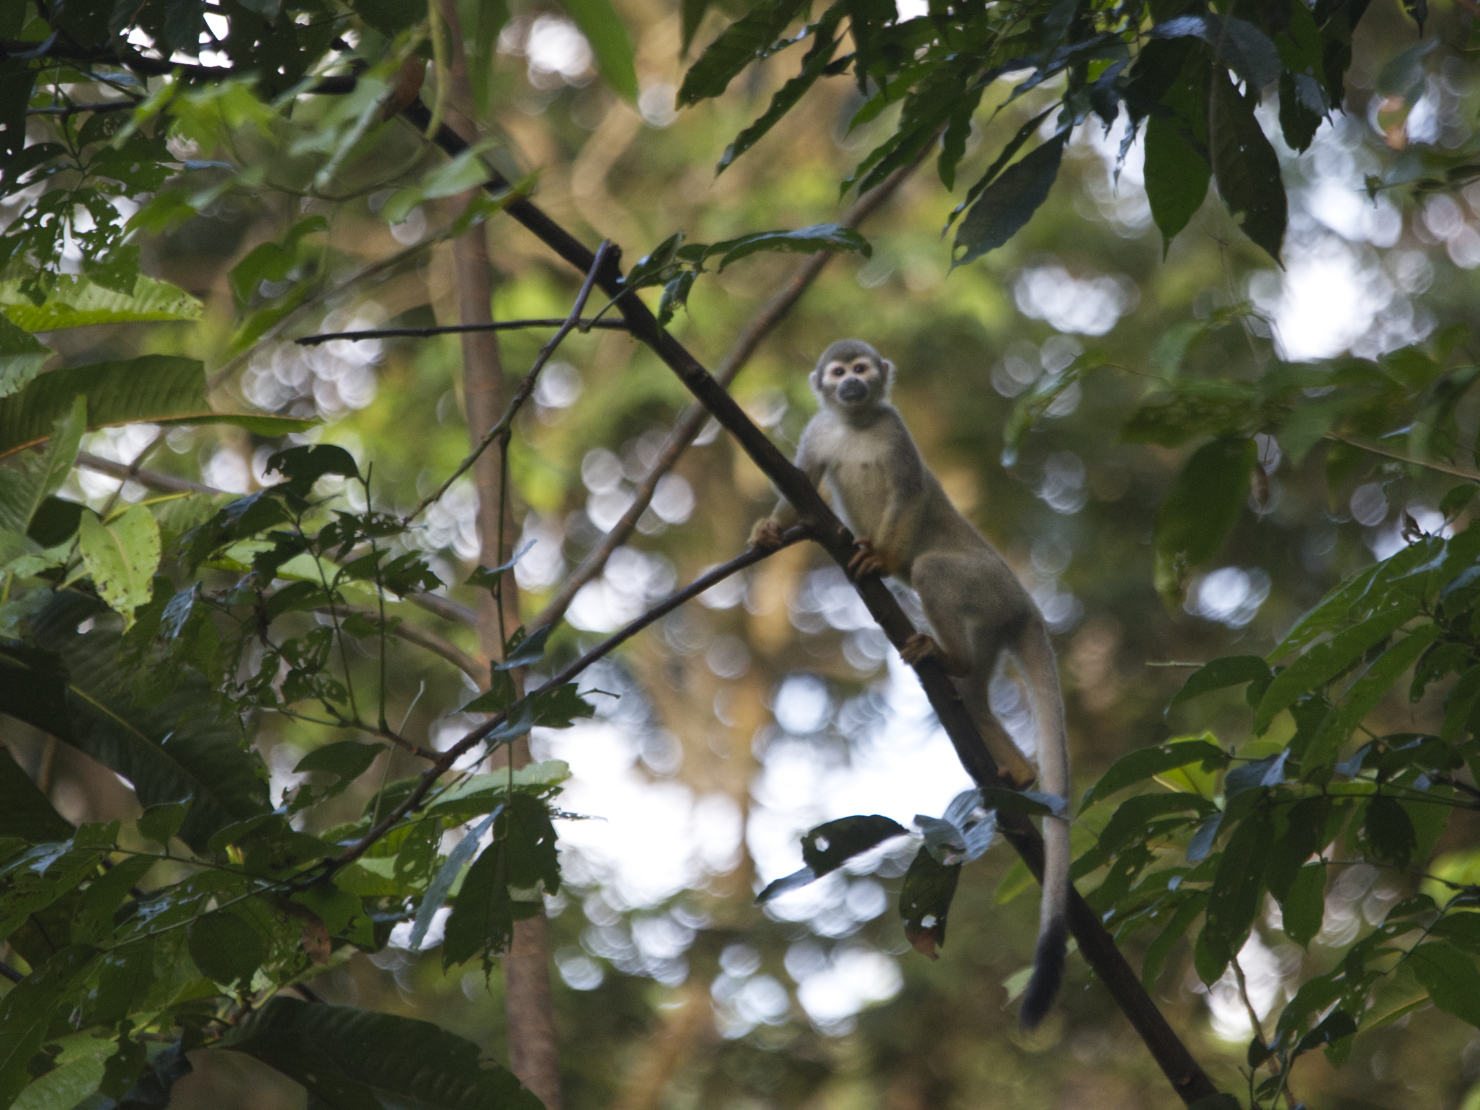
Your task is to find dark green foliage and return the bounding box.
[223,998,543,1110]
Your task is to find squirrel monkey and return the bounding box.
[750,338,1070,1029]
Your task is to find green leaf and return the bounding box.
[1410,943,1480,1028]
[1080,742,1226,810]
[2,604,271,851]
[0,315,51,399]
[1197,810,1272,982]
[559,0,638,101]
[0,355,313,460]
[716,11,842,172]
[136,801,188,847]
[899,844,961,958]
[1208,66,1287,264]
[78,506,160,626]
[1142,893,1205,990]
[0,947,100,1110]
[1279,861,1326,946]
[0,396,85,536]
[294,741,385,784]
[0,276,202,332]
[0,747,72,841]
[1301,625,1439,769]
[1153,437,1256,603]
[408,811,496,952]
[1362,794,1415,868]
[710,224,871,269]
[1143,116,1210,256]
[1255,602,1418,733]
[1170,657,1273,707]
[71,854,154,945]
[952,131,1069,267]
[263,444,360,499]
[223,997,542,1110]
[676,0,810,105]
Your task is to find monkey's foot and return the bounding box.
[848,537,889,578]
[899,633,942,666]
[749,519,785,551]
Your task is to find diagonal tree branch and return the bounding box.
[394,95,1222,1107]
[534,149,929,630]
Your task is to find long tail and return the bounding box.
[1015,616,1070,1030]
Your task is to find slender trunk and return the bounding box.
[435,5,562,1106]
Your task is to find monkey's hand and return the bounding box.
[749,518,786,551]
[848,537,890,579]
[900,633,971,676]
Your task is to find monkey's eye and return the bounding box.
[853,362,871,373]
[829,364,846,377]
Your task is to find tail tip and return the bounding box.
[1017,916,1068,1031]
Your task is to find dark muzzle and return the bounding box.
[838,378,867,403]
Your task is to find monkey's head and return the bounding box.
[811,339,892,412]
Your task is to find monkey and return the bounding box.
[750,338,1070,1029]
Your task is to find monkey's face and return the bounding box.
[813,344,889,411]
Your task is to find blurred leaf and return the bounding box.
[717,10,843,172]
[78,506,160,626]
[681,0,711,53]
[0,355,313,459]
[900,844,960,958]
[1082,739,1228,810]
[1196,810,1272,982]
[1143,116,1210,255]
[1293,1008,1357,1057]
[72,854,154,945]
[1208,66,1286,264]
[1280,861,1327,946]
[952,131,1069,267]
[1171,657,1272,707]
[1142,894,1205,990]
[1362,794,1416,868]
[1301,626,1439,769]
[264,444,360,499]
[7,600,271,851]
[0,276,201,332]
[136,801,188,847]
[227,217,326,308]
[711,224,871,269]
[0,947,99,1110]
[1256,603,1418,733]
[223,997,542,1110]
[1153,14,1281,90]
[0,396,84,535]
[1410,943,1480,1028]
[0,314,50,399]
[677,0,811,105]
[0,747,72,841]
[560,0,639,101]
[409,811,495,952]
[1153,436,1256,603]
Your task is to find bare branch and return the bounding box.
[76,452,224,497]
[405,242,616,526]
[534,150,928,630]
[329,525,810,871]
[295,318,629,346]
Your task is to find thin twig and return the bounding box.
[404,241,615,525]
[313,604,482,681]
[295,318,630,346]
[27,100,139,115]
[534,148,929,630]
[329,525,810,872]
[1329,434,1480,482]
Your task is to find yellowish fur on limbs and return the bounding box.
[751,338,1072,1029]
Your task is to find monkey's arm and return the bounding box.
[750,432,823,549]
